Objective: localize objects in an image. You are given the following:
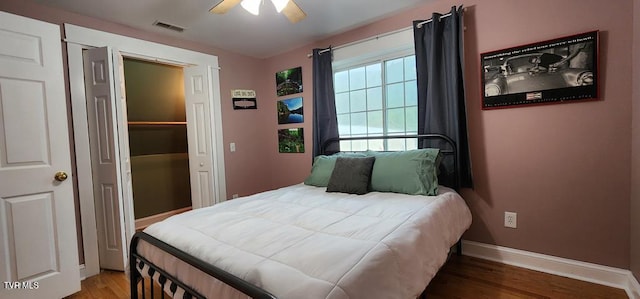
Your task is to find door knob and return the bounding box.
[54,171,68,182]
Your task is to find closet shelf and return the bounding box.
[128,121,187,126]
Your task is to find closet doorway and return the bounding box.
[67,23,227,278]
[123,58,192,230]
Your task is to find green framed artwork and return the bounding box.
[275,66,302,96]
[278,128,304,153]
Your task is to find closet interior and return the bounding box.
[123,58,192,229]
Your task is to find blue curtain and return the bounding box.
[312,47,339,159]
[413,6,473,189]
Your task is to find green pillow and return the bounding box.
[304,153,367,187]
[366,149,441,196]
[304,155,336,187]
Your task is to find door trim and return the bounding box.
[65,24,226,278]
[67,44,100,279]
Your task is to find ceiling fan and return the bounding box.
[210,0,307,24]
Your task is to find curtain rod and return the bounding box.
[307,7,466,58]
[415,12,451,28]
[306,26,412,58]
[416,6,466,28]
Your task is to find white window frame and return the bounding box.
[332,27,417,151]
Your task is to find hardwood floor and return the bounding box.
[66,268,174,299]
[424,255,628,299]
[67,255,628,299]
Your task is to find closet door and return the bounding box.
[0,11,80,298]
[82,47,131,271]
[184,66,218,208]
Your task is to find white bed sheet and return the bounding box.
[139,183,472,299]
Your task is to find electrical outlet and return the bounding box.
[504,211,517,228]
[232,193,239,199]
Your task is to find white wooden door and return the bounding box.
[0,11,81,299]
[82,47,128,271]
[184,65,218,208]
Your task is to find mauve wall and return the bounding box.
[0,0,274,199]
[1,0,636,271]
[260,0,634,269]
[631,0,640,280]
[0,0,277,267]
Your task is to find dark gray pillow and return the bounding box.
[326,156,375,195]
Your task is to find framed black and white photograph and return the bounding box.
[481,31,598,109]
[276,66,303,97]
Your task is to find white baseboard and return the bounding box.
[631,273,640,299]
[78,264,86,280]
[462,240,640,299]
[135,207,191,231]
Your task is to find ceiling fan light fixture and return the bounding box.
[270,0,289,13]
[240,0,261,15]
[210,0,306,23]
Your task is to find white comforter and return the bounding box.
[140,183,472,299]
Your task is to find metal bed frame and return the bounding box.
[129,134,461,299]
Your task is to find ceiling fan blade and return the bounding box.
[282,0,306,24]
[210,0,241,14]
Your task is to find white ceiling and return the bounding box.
[32,0,428,58]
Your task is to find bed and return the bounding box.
[129,134,472,299]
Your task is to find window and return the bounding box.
[334,54,418,151]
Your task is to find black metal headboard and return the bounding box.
[319,134,459,190]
